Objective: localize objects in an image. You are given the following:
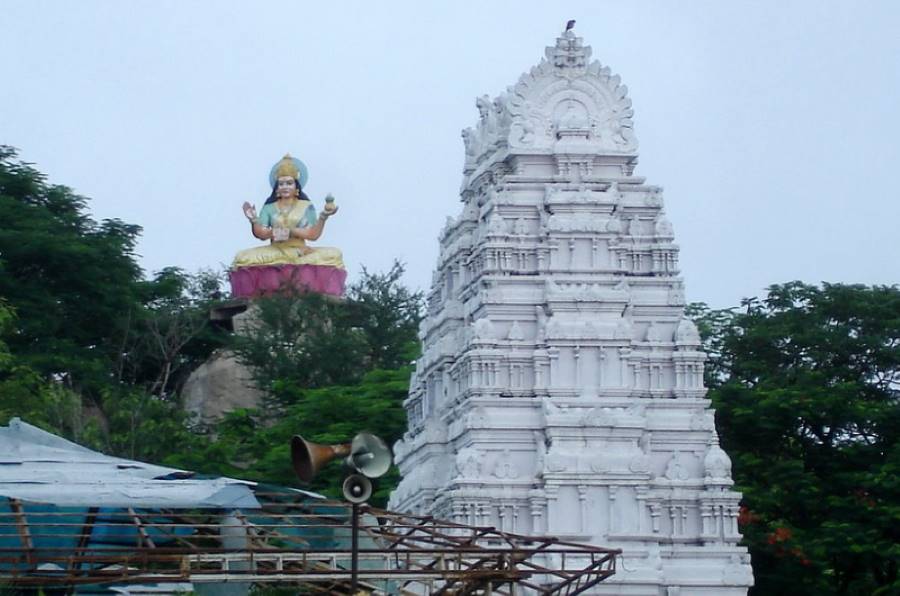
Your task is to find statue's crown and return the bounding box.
[269,153,309,188]
[274,154,300,179]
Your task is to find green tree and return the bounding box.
[0,301,86,439]
[692,283,900,595]
[230,262,422,407]
[0,146,144,399]
[121,267,227,398]
[230,291,370,401]
[0,147,221,460]
[346,261,423,370]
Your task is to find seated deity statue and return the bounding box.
[229,154,346,297]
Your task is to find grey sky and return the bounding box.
[2,1,899,308]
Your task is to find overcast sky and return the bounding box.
[2,1,899,308]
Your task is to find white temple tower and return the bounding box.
[389,30,753,595]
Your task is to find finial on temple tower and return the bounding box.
[547,21,591,71]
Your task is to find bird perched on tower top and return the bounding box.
[565,19,576,32]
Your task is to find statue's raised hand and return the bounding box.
[322,194,338,218]
[242,201,258,222]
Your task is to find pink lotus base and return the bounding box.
[230,265,346,298]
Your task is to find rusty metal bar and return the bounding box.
[0,498,620,594]
[8,499,34,568]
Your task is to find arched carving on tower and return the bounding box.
[461,31,639,167]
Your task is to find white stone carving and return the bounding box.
[492,450,520,479]
[513,217,528,236]
[461,31,639,176]
[533,431,547,476]
[605,215,623,234]
[655,212,675,238]
[690,410,717,431]
[487,211,507,236]
[472,317,495,340]
[675,317,702,346]
[723,554,754,585]
[545,442,576,473]
[615,317,633,340]
[645,322,670,343]
[391,28,751,595]
[704,435,733,482]
[646,545,665,581]
[455,447,482,479]
[535,305,548,341]
[629,432,653,474]
[664,451,692,481]
[668,284,686,306]
[628,215,642,236]
[466,406,487,429]
[548,213,609,233]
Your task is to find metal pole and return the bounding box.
[351,502,359,593]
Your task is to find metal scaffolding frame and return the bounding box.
[0,492,620,594]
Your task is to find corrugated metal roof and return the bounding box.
[0,418,260,509]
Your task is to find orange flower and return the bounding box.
[737,506,758,526]
[773,526,793,542]
[767,526,793,545]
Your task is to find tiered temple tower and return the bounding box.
[389,30,753,595]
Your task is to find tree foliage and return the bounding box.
[0,146,143,397]
[230,291,370,397]
[230,261,422,407]
[346,262,423,370]
[692,282,900,595]
[0,300,86,439]
[121,267,227,398]
[0,147,224,459]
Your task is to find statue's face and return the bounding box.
[276,176,296,199]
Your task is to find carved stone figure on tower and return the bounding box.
[655,212,675,237]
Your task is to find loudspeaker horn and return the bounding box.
[291,435,352,483]
[348,432,393,479]
[342,473,373,504]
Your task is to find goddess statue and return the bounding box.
[229,154,346,297]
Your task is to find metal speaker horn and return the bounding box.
[291,435,351,483]
[348,432,393,479]
[342,473,373,504]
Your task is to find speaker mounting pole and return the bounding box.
[351,502,360,593]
